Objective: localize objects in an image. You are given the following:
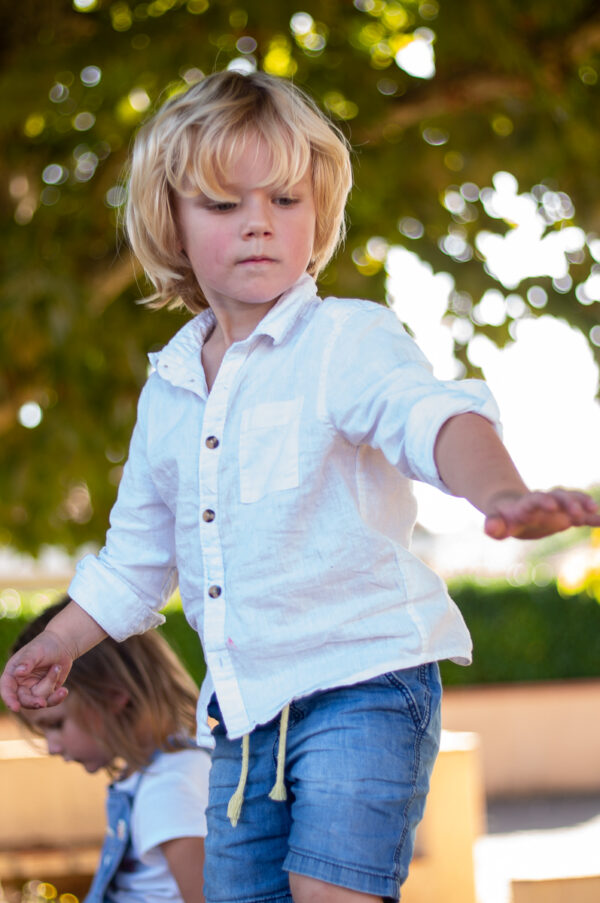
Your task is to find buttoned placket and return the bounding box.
[199,339,254,732]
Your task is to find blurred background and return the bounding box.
[1,2,600,902]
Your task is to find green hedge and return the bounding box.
[156,608,206,688]
[1,582,599,714]
[440,580,600,686]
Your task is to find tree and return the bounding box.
[1,0,599,552]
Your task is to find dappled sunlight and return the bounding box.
[395,28,436,79]
[17,403,43,430]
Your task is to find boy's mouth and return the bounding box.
[238,255,276,264]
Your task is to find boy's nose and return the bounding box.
[242,197,273,238]
[243,222,273,238]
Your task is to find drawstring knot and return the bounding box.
[227,703,290,826]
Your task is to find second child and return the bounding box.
[11,598,210,903]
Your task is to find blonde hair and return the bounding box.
[125,70,353,312]
[12,598,198,776]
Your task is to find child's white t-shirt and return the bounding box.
[106,747,210,903]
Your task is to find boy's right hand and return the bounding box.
[0,630,73,712]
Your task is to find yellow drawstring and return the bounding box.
[269,703,290,802]
[226,703,291,826]
[227,733,249,827]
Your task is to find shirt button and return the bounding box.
[208,585,222,598]
[205,436,219,449]
[203,509,215,523]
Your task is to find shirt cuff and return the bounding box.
[68,553,166,641]
[407,379,502,493]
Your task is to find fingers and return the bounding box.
[0,656,34,712]
[0,674,22,713]
[485,488,599,540]
[484,514,509,540]
[1,646,71,712]
[547,489,600,525]
[47,686,69,707]
[30,663,67,702]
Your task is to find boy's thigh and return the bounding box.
[204,713,294,903]
[284,664,441,901]
[204,665,441,903]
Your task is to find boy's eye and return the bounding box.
[207,201,237,212]
[274,196,297,207]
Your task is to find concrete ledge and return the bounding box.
[402,730,484,903]
[442,679,600,796]
[0,738,107,849]
[511,875,600,903]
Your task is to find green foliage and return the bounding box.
[441,578,600,685]
[2,0,600,551]
[157,606,206,688]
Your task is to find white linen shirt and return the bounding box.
[69,274,501,740]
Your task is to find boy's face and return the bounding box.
[174,135,316,322]
[22,696,111,773]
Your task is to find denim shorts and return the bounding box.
[204,663,442,902]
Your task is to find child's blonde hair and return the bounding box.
[12,597,198,776]
[125,69,353,312]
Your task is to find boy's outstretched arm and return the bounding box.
[434,413,600,540]
[0,600,107,712]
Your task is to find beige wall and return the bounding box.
[442,679,600,797]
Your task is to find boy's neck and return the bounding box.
[201,308,266,391]
[201,295,282,391]
[208,297,279,348]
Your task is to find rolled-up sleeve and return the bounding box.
[326,305,502,492]
[68,381,177,641]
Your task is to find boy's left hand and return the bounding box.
[484,488,600,540]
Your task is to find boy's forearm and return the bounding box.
[45,600,108,660]
[434,413,528,514]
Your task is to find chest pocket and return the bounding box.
[239,397,303,503]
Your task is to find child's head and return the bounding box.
[12,597,198,776]
[125,70,353,313]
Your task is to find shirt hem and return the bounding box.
[212,646,472,739]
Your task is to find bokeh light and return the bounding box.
[18,402,43,429]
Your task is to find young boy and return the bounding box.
[2,71,599,903]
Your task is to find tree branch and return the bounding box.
[356,72,533,143]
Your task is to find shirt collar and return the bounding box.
[148,308,215,376]
[149,273,319,378]
[249,273,319,346]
